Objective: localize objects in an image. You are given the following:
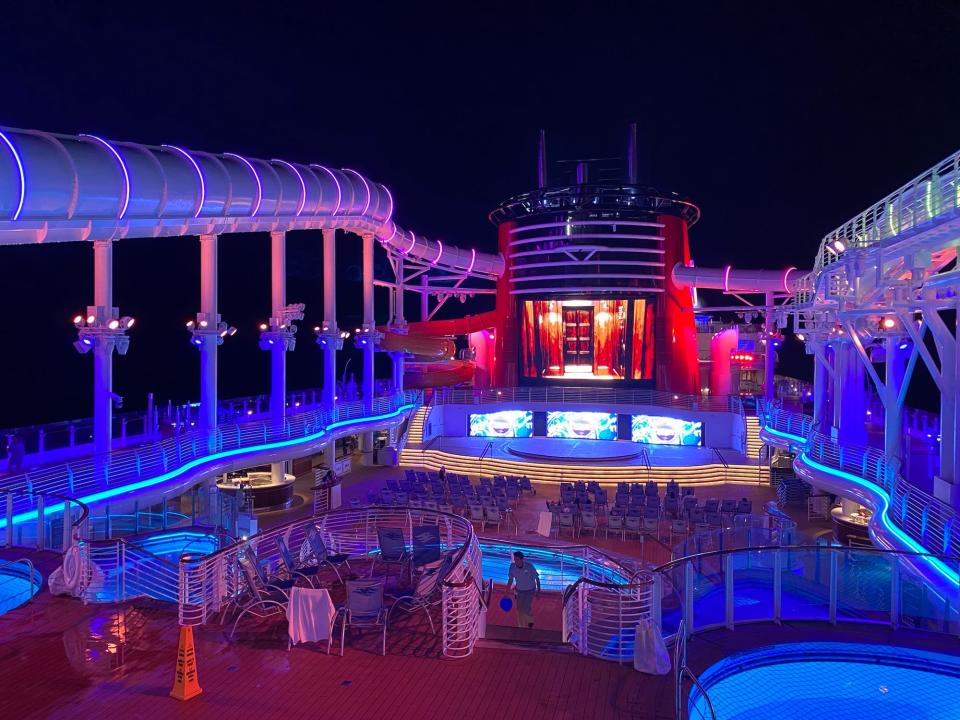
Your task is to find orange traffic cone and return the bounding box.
[170,626,202,701]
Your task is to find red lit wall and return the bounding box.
[709,328,738,397]
[492,220,518,386]
[657,214,699,395]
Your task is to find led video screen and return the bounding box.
[468,410,534,438]
[519,298,655,381]
[546,411,618,441]
[630,414,703,446]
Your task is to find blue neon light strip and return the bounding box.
[762,426,807,445]
[0,403,416,530]
[801,454,959,586]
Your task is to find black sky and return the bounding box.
[1,1,958,427]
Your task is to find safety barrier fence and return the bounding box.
[810,149,960,277]
[757,405,959,562]
[80,536,183,604]
[0,391,421,531]
[434,386,743,415]
[173,505,483,658]
[561,543,960,689]
[0,556,41,607]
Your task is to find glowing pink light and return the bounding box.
[272,159,307,216]
[0,130,26,220]
[224,153,262,217]
[722,265,732,293]
[403,230,417,255]
[383,223,398,244]
[432,240,443,265]
[344,169,372,216]
[782,266,796,293]
[312,165,342,215]
[163,145,205,218]
[381,184,394,223]
[82,135,130,219]
[467,248,476,273]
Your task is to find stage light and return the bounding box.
[832,240,846,252]
[199,319,208,328]
[108,319,120,330]
[86,314,96,324]
[123,317,135,329]
[186,320,195,329]
[795,333,805,341]
[73,339,92,354]
[314,326,321,332]
[259,323,268,331]
[898,341,909,350]
[73,314,83,326]
[192,337,202,346]
[882,318,896,329]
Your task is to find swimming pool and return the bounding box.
[689,642,960,719]
[0,561,41,614]
[479,541,632,591]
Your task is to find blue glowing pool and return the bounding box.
[689,642,960,719]
[479,541,631,591]
[0,562,41,614]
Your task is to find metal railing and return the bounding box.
[0,391,421,533]
[0,556,40,608]
[562,573,656,662]
[174,505,483,658]
[435,386,743,414]
[80,536,182,604]
[810,149,960,278]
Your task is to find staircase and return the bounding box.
[400,406,431,460]
[745,415,764,459]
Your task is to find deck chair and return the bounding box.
[374,526,410,580]
[468,503,486,529]
[606,513,625,540]
[624,515,642,539]
[387,556,449,634]
[275,535,321,588]
[229,553,289,640]
[411,524,443,569]
[579,511,598,538]
[558,511,575,537]
[304,524,351,582]
[484,505,502,532]
[333,579,388,655]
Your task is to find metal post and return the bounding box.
[763,290,775,399]
[420,274,429,321]
[270,230,286,483]
[773,549,782,623]
[93,239,114,456]
[62,502,72,551]
[36,494,45,551]
[890,554,900,628]
[683,560,694,637]
[321,228,339,410]
[199,233,219,440]
[5,493,12,548]
[828,551,838,624]
[724,554,734,629]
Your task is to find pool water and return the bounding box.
[479,542,630,591]
[0,567,41,614]
[690,642,960,719]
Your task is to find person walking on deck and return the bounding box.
[506,550,540,628]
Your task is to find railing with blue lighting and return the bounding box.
[0,390,422,535]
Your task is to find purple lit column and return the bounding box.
[270,231,287,483]
[199,233,218,440]
[321,228,339,410]
[832,341,867,445]
[763,291,775,399]
[92,239,114,456]
[360,233,376,462]
[883,337,909,462]
[812,344,829,429]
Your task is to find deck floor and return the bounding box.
[0,461,915,719]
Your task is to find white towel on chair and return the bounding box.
[287,586,335,645]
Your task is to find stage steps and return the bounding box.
[745,416,764,459]
[403,406,431,450]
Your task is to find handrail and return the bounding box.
[712,448,728,470]
[0,556,39,603]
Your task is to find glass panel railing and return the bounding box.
[779,546,830,621]
[690,556,725,631]
[835,548,891,624]
[731,548,775,624]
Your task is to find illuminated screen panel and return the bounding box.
[519,298,654,381]
[630,414,703,446]
[468,410,534,438]
[546,411,618,441]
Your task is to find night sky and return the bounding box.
[1,1,958,427]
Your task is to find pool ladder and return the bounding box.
[674,619,717,719]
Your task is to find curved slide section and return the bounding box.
[0,126,504,277]
[383,311,497,389]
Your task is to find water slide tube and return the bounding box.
[671,263,802,294]
[0,126,504,279]
[380,311,498,388]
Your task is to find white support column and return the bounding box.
[420,274,429,320]
[926,305,957,495]
[763,291,775,399]
[883,337,910,461]
[832,341,867,446]
[812,344,829,429]
[93,240,114,456]
[199,234,218,439]
[361,233,376,461]
[320,228,340,410]
[270,231,287,483]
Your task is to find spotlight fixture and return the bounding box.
[882,318,896,329]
